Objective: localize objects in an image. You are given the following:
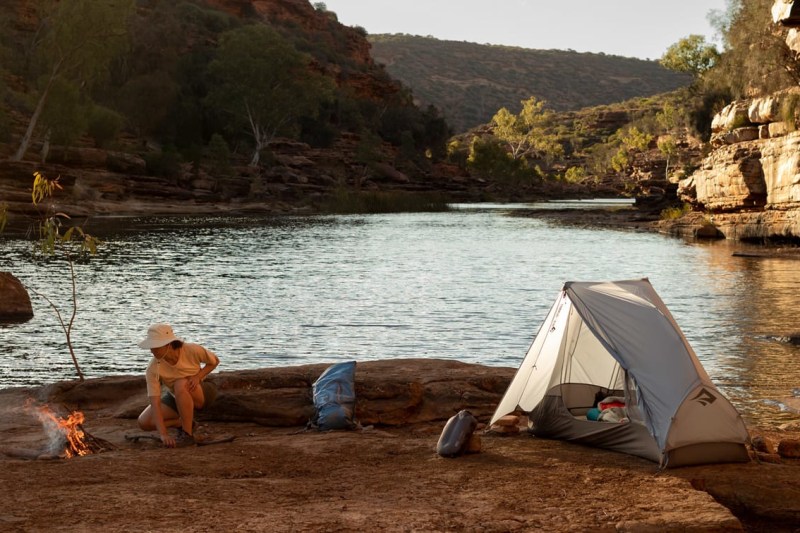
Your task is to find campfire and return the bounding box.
[27,401,115,459]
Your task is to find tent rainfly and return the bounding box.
[491,279,750,468]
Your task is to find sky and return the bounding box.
[321,0,730,61]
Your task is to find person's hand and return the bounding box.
[160,433,176,448]
[186,374,201,392]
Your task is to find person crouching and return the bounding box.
[136,323,219,447]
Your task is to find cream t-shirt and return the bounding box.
[145,343,218,397]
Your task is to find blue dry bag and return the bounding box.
[311,361,357,430]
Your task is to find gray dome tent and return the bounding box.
[491,279,750,468]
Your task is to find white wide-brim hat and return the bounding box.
[138,323,183,349]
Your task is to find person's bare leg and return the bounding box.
[173,379,206,435]
[137,404,181,431]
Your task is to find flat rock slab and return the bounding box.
[23,358,515,427]
[0,359,798,531]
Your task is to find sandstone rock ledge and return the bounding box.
[0,359,798,532]
[677,91,800,241]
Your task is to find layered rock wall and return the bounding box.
[679,89,800,239]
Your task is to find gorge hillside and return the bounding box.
[1,0,671,228]
[0,0,480,227]
[5,0,800,246]
[368,34,693,133]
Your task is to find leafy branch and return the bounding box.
[25,171,101,381]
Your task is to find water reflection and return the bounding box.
[1,207,798,426]
[694,241,800,422]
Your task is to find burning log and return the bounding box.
[0,401,117,460]
[32,404,115,458]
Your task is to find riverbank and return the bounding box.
[1,360,798,532]
[515,204,800,257]
[511,203,662,233]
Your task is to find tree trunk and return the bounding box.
[246,103,263,167]
[249,134,269,167]
[13,74,55,162]
[40,129,51,164]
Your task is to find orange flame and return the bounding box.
[32,403,91,458]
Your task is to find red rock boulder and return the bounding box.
[0,272,33,322]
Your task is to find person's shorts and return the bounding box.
[161,381,218,413]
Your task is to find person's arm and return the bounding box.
[197,353,219,380]
[150,395,176,447]
[186,350,219,392]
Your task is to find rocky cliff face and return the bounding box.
[204,0,400,100]
[678,89,800,240]
[669,1,800,241]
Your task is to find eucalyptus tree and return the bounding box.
[117,72,180,138]
[660,35,720,77]
[38,77,88,162]
[491,96,563,164]
[12,0,135,161]
[206,24,334,166]
[610,127,653,173]
[654,101,689,180]
[113,1,224,145]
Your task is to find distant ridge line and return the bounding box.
[368,34,691,133]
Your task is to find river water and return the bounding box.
[2,202,799,426]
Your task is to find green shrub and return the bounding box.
[701,214,716,227]
[207,133,233,177]
[299,116,337,148]
[561,166,586,184]
[467,137,537,184]
[41,78,87,149]
[660,203,693,220]
[258,148,276,169]
[87,105,124,148]
[727,113,750,131]
[447,139,468,166]
[781,93,800,131]
[144,148,183,178]
[610,148,630,173]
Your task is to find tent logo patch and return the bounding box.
[691,388,717,406]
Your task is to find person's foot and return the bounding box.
[173,428,195,448]
[193,426,211,444]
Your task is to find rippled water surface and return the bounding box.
[2,204,799,425]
